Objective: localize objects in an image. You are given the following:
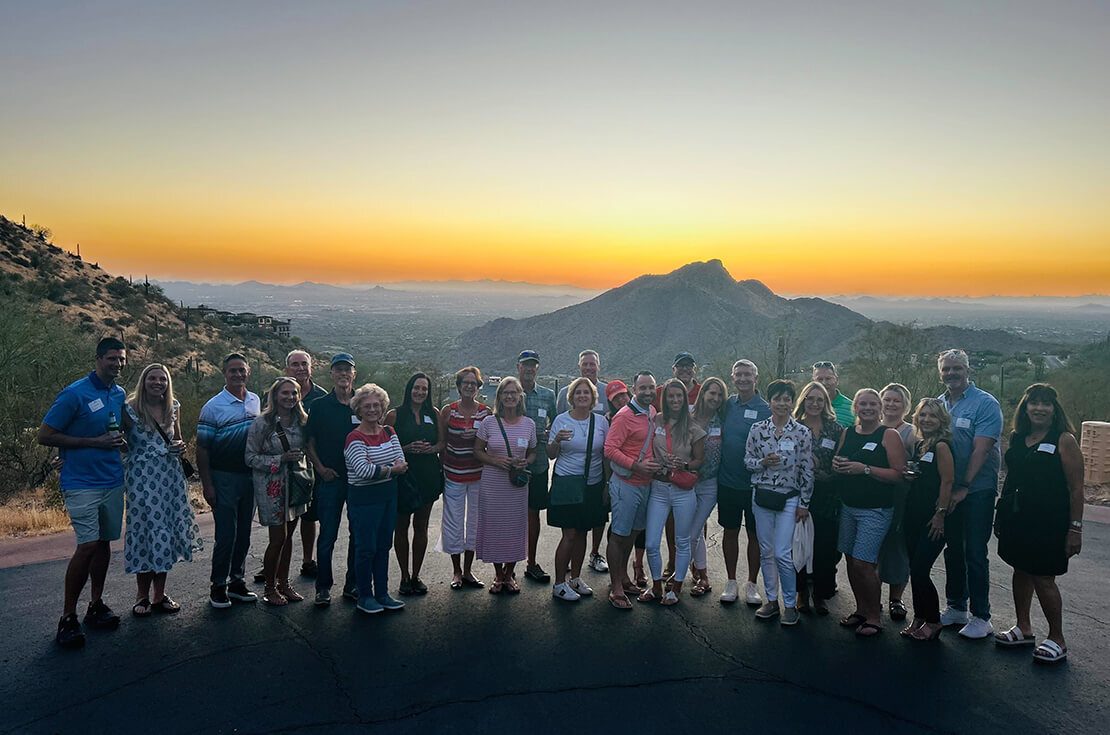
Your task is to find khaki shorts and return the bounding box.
[64,485,124,544]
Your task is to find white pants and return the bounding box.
[439,479,479,554]
[690,477,719,571]
[645,481,697,583]
[752,494,799,606]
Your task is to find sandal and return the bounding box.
[839,612,866,628]
[151,595,181,614]
[637,589,657,603]
[462,575,485,589]
[889,599,908,621]
[855,622,883,638]
[132,598,152,617]
[995,625,1036,647]
[504,578,521,594]
[263,586,288,606]
[450,577,463,590]
[633,563,647,589]
[661,590,679,606]
[488,581,503,594]
[690,582,707,598]
[899,619,926,638]
[621,581,641,596]
[609,592,633,610]
[1032,640,1067,664]
[911,624,943,642]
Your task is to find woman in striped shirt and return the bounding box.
[437,366,492,590]
[345,383,408,616]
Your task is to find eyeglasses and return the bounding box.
[459,381,480,387]
[812,361,834,370]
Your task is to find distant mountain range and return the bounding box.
[450,260,1063,375]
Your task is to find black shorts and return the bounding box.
[528,469,550,511]
[716,482,754,530]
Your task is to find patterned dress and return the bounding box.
[475,415,536,563]
[123,402,200,574]
[245,416,310,526]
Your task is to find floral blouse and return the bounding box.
[808,418,845,483]
[743,417,814,505]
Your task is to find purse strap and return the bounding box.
[274,422,292,452]
[635,408,655,464]
[583,413,596,482]
[496,417,514,458]
[152,419,175,447]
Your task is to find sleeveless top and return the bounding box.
[443,401,491,483]
[840,424,892,509]
[1000,429,1069,520]
[394,405,444,495]
[696,414,723,480]
[907,439,949,519]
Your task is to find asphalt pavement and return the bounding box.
[1,506,1107,735]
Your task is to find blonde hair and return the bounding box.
[351,383,390,420]
[912,398,952,455]
[880,383,912,421]
[128,363,175,433]
[260,377,308,430]
[693,376,729,421]
[852,388,882,423]
[793,381,836,423]
[494,376,526,418]
[565,377,598,408]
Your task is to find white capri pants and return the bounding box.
[439,479,479,554]
[752,494,800,607]
[646,480,697,583]
[690,477,719,571]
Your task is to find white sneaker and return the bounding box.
[588,553,609,573]
[719,579,739,604]
[569,577,594,596]
[743,581,763,606]
[958,616,994,640]
[552,582,581,602]
[940,606,970,627]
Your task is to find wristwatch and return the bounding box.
[1070,520,1083,530]
[862,465,871,476]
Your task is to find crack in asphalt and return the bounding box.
[0,637,287,735]
[255,603,361,722]
[667,606,957,735]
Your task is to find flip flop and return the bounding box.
[839,613,866,628]
[450,579,463,590]
[609,592,633,610]
[151,596,181,614]
[855,622,883,638]
[132,598,152,617]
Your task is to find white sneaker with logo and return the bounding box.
[569,577,594,596]
[552,582,581,602]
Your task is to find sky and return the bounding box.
[1,0,1108,296]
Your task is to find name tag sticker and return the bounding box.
[537,408,547,418]
[515,437,528,448]
[955,417,972,429]
[862,442,878,451]
[820,438,836,450]
[351,416,360,425]
[1037,443,1056,454]
[655,427,666,436]
[709,427,722,437]
[87,398,105,413]
[744,409,758,419]
[921,451,935,462]
[423,415,435,424]
[778,439,795,452]
[473,420,483,430]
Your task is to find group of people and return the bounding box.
[41,339,1086,665]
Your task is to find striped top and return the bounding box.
[196,388,261,474]
[344,426,404,487]
[442,401,491,483]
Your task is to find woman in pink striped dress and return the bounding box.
[474,377,536,594]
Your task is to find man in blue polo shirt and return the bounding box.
[936,348,1003,640]
[197,353,261,609]
[717,359,770,605]
[39,337,129,648]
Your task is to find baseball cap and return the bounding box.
[330,353,356,368]
[673,352,696,367]
[605,380,629,403]
[517,350,540,364]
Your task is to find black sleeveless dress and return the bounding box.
[997,430,1071,576]
[903,439,949,548]
[839,425,892,509]
[394,407,445,507]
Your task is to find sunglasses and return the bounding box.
[812,361,834,370]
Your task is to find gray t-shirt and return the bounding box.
[551,412,609,484]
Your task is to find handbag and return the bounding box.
[611,407,655,478]
[754,485,794,512]
[550,414,595,506]
[665,423,698,490]
[497,417,533,488]
[153,421,196,479]
[275,423,315,507]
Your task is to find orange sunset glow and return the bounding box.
[2,3,1108,296]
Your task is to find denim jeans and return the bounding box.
[689,477,719,570]
[752,495,800,606]
[210,470,254,587]
[347,481,397,601]
[315,478,357,594]
[645,481,697,583]
[943,489,995,620]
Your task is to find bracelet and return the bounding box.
[934,507,946,516]
[1068,528,1082,535]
